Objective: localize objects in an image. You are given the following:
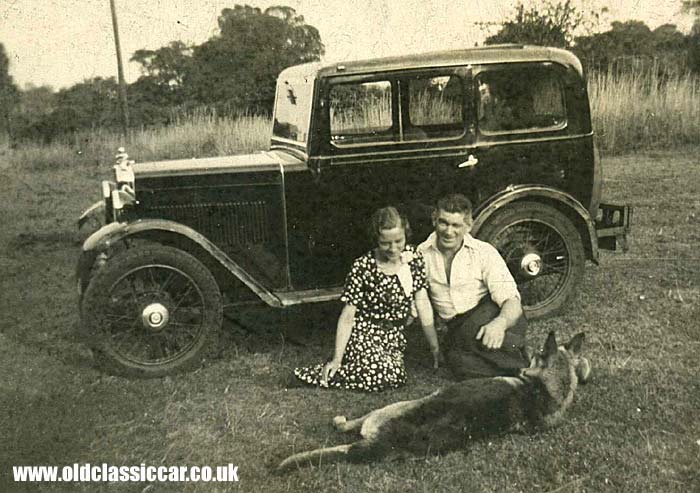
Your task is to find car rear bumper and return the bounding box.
[595,203,632,252]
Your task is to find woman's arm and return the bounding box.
[321,303,357,384]
[414,288,440,368]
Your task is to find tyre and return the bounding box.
[476,201,585,319]
[80,244,223,377]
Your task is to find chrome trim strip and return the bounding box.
[397,80,404,138]
[324,144,470,159]
[269,144,308,162]
[332,151,470,166]
[274,287,343,306]
[136,165,280,178]
[330,133,465,150]
[316,131,594,161]
[479,121,568,137]
[267,151,294,290]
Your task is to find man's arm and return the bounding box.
[476,296,523,349]
[477,242,524,349]
[414,288,440,368]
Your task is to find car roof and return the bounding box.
[278,45,583,81]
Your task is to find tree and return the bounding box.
[15,77,122,143]
[683,1,700,73]
[187,5,324,113]
[573,21,690,75]
[0,43,20,136]
[485,1,584,48]
[130,41,192,105]
[10,84,56,142]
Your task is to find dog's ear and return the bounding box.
[543,331,558,362]
[564,332,585,356]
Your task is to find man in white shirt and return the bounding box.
[418,194,528,380]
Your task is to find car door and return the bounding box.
[286,67,478,289]
[466,62,587,209]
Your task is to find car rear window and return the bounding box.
[477,66,566,133]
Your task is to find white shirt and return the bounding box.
[418,232,520,320]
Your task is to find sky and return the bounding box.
[1,0,695,90]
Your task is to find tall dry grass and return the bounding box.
[589,68,700,152]
[2,110,271,172]
[2,69,699,172]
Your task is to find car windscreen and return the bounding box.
[272,76,314,144]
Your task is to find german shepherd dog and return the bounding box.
[276,331,587,473]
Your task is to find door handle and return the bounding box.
[458,154,479,169]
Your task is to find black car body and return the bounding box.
[78,45,631,377]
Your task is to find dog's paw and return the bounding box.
[333,416,347,430]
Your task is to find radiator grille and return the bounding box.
[148,201,270,245]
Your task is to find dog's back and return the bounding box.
[277,331,585,472]
[376,377,529,455]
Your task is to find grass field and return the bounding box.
[0,142,698,492]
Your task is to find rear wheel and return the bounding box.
[80,244,223,377]
[476,202,585,319]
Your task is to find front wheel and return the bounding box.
[476,202,586,319]
[80,244,223,377]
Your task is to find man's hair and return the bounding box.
[369,206,412,242]
[436,194,472,216]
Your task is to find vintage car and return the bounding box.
[78,45,631,377]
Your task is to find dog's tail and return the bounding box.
[276,439,380,474]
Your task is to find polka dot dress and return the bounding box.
[294,245,428,392]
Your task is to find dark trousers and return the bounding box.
[444,297,529,380]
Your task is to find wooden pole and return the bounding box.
[109,0,129,140]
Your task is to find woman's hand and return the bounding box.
[321,358,342,387]
[431,346,441,369]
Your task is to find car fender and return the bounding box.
[78,200,106,230]
[78,219,282,307]
[471,185,599,264]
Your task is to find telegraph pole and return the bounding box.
[109,0,130,140]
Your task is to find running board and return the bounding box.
[273,287,343,307]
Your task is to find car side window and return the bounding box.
[406,75,464,140]
[330,80,395,144]
[477,66,566,133]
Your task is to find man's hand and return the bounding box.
[320,358,342,387]
[476,316,508,349]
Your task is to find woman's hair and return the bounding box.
[369,206,412,243]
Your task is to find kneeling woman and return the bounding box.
[294,207,439,392]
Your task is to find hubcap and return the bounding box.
[141,303,170,331]
[520,253,543,277]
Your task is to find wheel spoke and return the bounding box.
[148,337,167,360]
[160,271,176,292]
[108,265,204,365]
[171,285,195,312]
[489,218,578,313]
[88,248,219,371]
